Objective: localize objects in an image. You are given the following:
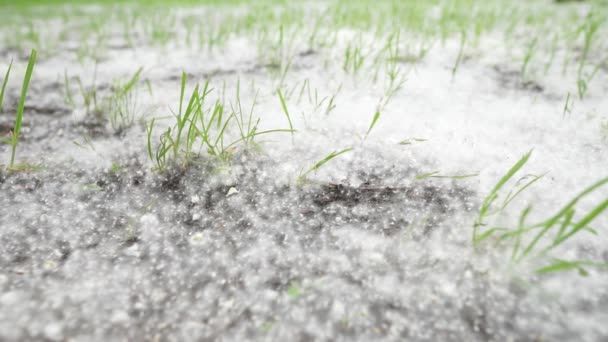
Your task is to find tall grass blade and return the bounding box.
[9,49,37,169]
[277,89,294,138]
[122,67,143,95]
[416,171,478,180]
[0,60,12,113]
[147,118,155,161]
[536,259,608,275]
[365,110,380,139]
[300,147,353,182]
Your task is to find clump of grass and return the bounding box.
[343,36,366,75]
[576,55,606,100]
[148,73,294,172]
[107,67,147,133]
[230,80,295,153]
[147,72,205,171]
[65,66,148,133]
[0,50,37,171]
[576,13,604,99]
[257,25,296,87]
[297,80,342,116]
[145,13,175,46]
[73,135,96,151]
[64,65,100,116]
[378,30,408,109]
[474,150,608,275]
[473,150,540,243]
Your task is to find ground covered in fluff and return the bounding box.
[1,0,608,340]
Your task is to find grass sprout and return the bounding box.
[298,147,352,184]
[230,80,294,152]
[0,60,12,113]
[257,25,297,87]
[4,49,37,171]
[398,138,427,145]
[63,69,75,108]
[521,37,537,82]
[148,73,294,171]
[452,30,467,77]
[415,171,479,180]
[277,89,294,140]
[64,65,100,117]
[364,110,381,140]
[343,37,366,75]
[379,30,408,109]
[536,259,608,276]
[73,135,96,151]
[107,67,146,132]
[148,72,204,170]
[576,13,604,99]
[64,65,147,133]
[562,92,573,118]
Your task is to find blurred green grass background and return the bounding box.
[0,0,285,6]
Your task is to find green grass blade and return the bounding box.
[536,259,584,274]
[437,173,479,179]
[415,171,439,180]
[511,205,533,261]
[310,148,352,172]
[146,118,155,161]
[398,138,426,145]
[63,69,75,107]
[554,208,575,242]
[474,227,509,243]
[122,67,143,95]
[9,49,37,169]
[178,72,186,117]
[536,259,608,275]
[489,151,533,197]
[365,110,381,139]
[0,60,12,113]
[301,147,353,180]
[212,113,235,148]
[452,30,466,77]
[223,128,295,151]
[277,89,294,138]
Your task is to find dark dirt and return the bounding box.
[492,65,545,94]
